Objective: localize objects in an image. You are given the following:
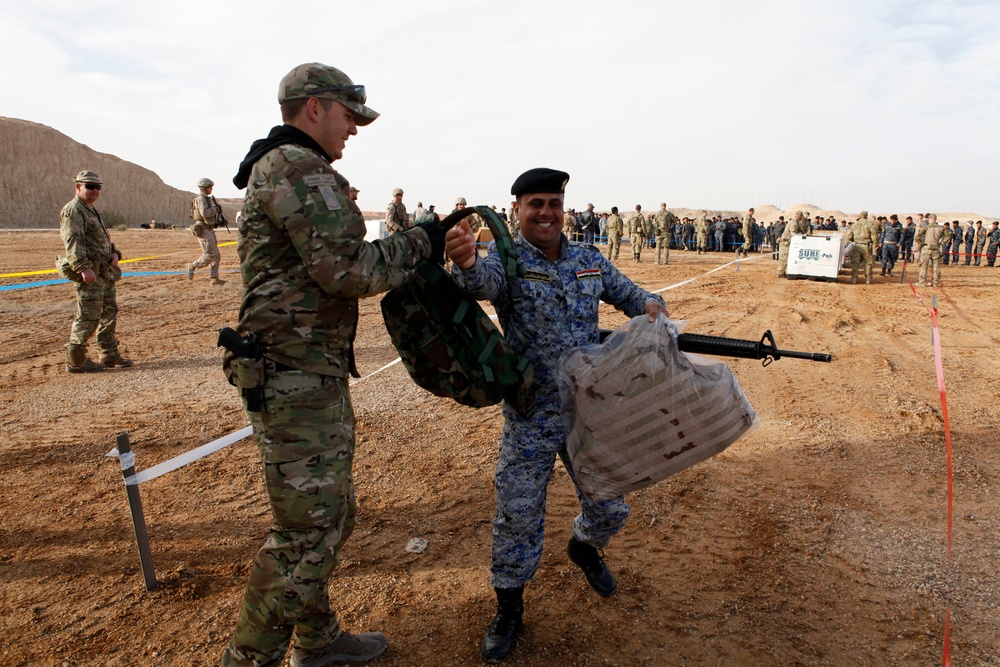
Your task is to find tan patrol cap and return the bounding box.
[350,186,360,193]
[278,63,379,126]
[455,196,467,206]
[74,170,102,184]
[392,188,403,196]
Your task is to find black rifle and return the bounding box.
[210,195,231,234]
[217,327,264,411]
[599,328,831,366]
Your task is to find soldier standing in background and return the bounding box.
[605,206,624,261]
[951,221,963,265]
[739,208,754,256]
[386,187,409,233]
[348,186,360,201]
[963,221,976,265]
[579,203,597,245]
[453,197,484,232]
[973,220,986,265]
[694,210,709,254]
[58,170,132,373]
[413,201,427,221]
[879,215,902,276]
[443,167,667,664]
[627,205,645,262]
[915,214,952,286]
[652,203,673,265]
[901,216,916,262]
[846,211,878,284]
[222,62,446,667]
[188,177,226,285]
[986,221,1000,267]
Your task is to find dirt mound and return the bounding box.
[0,117,238,229]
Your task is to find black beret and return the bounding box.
[510,167,570,197]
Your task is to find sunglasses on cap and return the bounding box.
[84,183,102,191]
[309,84,366,104]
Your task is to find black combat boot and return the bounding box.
[567,537,617,597]
[482,586,523,664]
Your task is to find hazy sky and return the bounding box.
[5,0,999,216]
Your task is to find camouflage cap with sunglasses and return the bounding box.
[74,170,102,184]
[277,62,380,126]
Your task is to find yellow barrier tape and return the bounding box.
[1,242,237,278]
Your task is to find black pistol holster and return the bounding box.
[218,327,265,412]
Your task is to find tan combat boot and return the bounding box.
[187,263,195,280]
[211,277,227,286]
[100,351,134,368]
[66,345,105,373]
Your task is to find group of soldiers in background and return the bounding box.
[375,187,1000,284]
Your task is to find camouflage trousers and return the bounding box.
[777,240,790,276]
[696,233,708,252]
[491,400,630,590]
[881,243,900,273]
[223,371,357,667]
[918,246,942,285]
[630,236,643,260]
[607,236,621,261]
[987,242,999,267]
[192,228,221,277]
[973,241,986,265]
[654,235,670,264]
[69,276,119,352]
[851,243,874,283]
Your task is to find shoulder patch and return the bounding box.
[575,268,602,280]
[318,185,342,211]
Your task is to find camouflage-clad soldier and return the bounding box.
[846,211,878,284]
[506,201,519,239]
[901,216,916,262]
[58,170,132,372]
[627,205,645,262]
[385,187,409,233]
[605,206,624,261]
[187,177,226,285]
[694,211,709,254]
[951,221,963,264]
[713,218,726,253]
[972,220,987,265]
[777,211,807,277]
[986,221,1000,267]
[915,214,952,286]
[222,63,445,667]
[444,168,668,664]
[963,220,976,265]
[739,208,754,256]
[651,203,674,265]
[453,197,484,233]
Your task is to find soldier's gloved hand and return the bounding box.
[415,221,447,264]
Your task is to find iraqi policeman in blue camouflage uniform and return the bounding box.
[445,168,668,663]
[221,63,445,667]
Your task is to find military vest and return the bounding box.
[381,206,536,417]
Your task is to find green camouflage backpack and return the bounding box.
[380,206,536,417]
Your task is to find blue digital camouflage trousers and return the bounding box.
[69,276,118,351]
[491,400,630,590]
[223,371,356,667]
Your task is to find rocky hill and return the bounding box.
[0,117,238,229]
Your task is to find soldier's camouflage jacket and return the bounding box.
[652,209,675,236]
[451,234,665,405]
[234,144,432,377]
[59,196,120,277]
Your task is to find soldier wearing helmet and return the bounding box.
[58,170,133,372]
[385,187,409,234]
[187,177,225,285]
[453,196,484,232]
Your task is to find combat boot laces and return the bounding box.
[567,536,617,597]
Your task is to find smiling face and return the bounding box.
[514,192,565,260]
[75,182,100,205]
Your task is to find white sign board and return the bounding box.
[785,234,845,281]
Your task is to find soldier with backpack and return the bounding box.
[444,167,668,664]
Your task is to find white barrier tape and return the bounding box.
[120,426,254,486]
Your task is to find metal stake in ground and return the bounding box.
[116,432,157,591]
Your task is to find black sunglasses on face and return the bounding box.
[84,184,102,191]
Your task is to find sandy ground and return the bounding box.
[1,229,998,667]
